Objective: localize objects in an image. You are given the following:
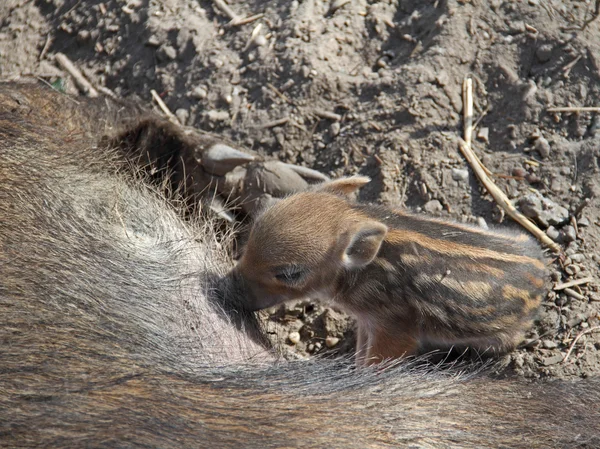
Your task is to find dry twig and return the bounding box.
[563,326,600,363]
[547,106,600,113]
[553,277,594,291]
[55,53,98,98]
[313,109,342,121]
[213,0,263,26]
[461,78,492,176]
[460,78,560,252]
[150,90,180,124]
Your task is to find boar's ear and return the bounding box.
[314,176,371,196]
[341,221,388,269]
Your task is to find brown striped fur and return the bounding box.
[234,177,549,365]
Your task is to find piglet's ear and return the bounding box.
[341,221,388,269]
[314,176,371,196]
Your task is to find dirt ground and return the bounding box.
[3,0,600,380]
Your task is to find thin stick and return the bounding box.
[553,276,594,291]
[231,13,264,26]
[460,79,559,252]
[563,326,600,363]
[463,78,473,148]
[547,106,600,113]
[261,117,290,128]
[458,139,560,252]
[213,0,239,21]
[266,83,293,104]
[150,89,180,124]
[39,34,52,60]
[563,288,586,301]
[313,109,342,121]
[461,78,492,176]
[55,53,98,98]
[213,0,263,26]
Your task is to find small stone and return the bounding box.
[476,127,489,143]
[578,217,590,227]
[330,122,340,137]
[451,168,469,182]
[542,340,558,349]
[77,29,91,42]
[192,86,208,99]
[570,253,585,263]
[205,110,230,122]
[254,35,267,47]
[325,336,340,348]
[512,167,527,178]
[517,193,569,228]
[436,70,449,86]
[288,331,301,345]
[509,20,526,34]
[157,44,177,62]
[476,217,488,229]
[525,173,540,183]
[175,108,189,125]
[565,264,581,276]
[423,200,443,214]
[534,136,551,159]
[536,44,553,63]
[542,354,564,366]
[561,225,577,243]
[546,226,560,241]
[307,343,315,352]
[146,35,161,47]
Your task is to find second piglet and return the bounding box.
[231,177,549,365]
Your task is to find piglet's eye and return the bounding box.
[274,265,306,285]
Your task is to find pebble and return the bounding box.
[525,173,540,183]
[423,200,443,213]
[542,340,558,349]
[477,127,490,143]
[570,253,585,263]
[330,122,340,137]
[561,225,577,243]
[512,167,527,178]
[192,86,208,99]
[204,110,230,122]
[535,44,553,63]
[542,354,564,366]
[534,136,551,159]
[546,226,560,241]
[146,35,160,46]
[565,264,581,276]
[325,336,340,348]
[451,168,469,181]
[288,331,301,345]
[157,44,177,62]
[175,108,189,125]
[476,217,488,229]
[578,217,590,227]
[518,193,569,227]
[254,35,267,47]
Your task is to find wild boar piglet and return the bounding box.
[232,176,549,365]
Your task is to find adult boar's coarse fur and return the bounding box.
[0,82,599,448]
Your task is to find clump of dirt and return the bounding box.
[3,0,600,379]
